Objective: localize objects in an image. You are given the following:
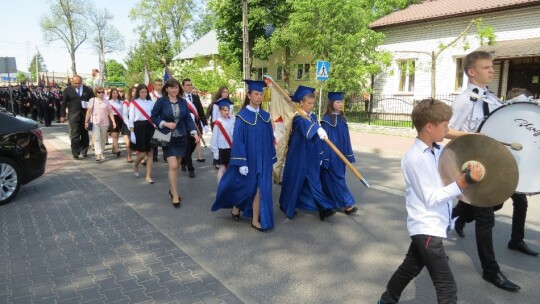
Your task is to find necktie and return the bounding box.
[189,95,192,102]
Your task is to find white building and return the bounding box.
[371,0,540,102]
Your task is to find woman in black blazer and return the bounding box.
[151,79,199,207]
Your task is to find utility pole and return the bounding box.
[242,0,251,89]
[35,47,39,86]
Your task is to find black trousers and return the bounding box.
[69,118,89,156]
[44,106,54,126]
[381,235,457,304]
[181,136,196,172]
[510,193,528,243]
[452,201,500,277]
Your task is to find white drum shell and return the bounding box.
[478,102,540,194]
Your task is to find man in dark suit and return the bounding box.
[181,78,208,178]
[60,75,95,159]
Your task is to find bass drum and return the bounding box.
[478,102,540,194]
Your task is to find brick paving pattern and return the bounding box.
[0,166,242,304]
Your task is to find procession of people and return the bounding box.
[2,49,539,304]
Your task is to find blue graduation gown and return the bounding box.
[211,107,277,229]
[278,112,336,218]
[320,114,356,208]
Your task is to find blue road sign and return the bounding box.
[316,61,330,81]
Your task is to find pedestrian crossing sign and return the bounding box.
[316,61,330,81]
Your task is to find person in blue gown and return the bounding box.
[320,92,358,215]
[211,80,277,232]
[278,86,336,220]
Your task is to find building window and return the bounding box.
[455,57,464,91]
[253,67,267,81]
[296,63,310,80]
[398,60,415,92]
[277,66,284,81]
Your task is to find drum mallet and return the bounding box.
[500,141,523,151]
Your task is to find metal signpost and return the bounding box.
[0,57,17,113]
[315,60,330,119]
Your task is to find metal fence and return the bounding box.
[343,94,457,127]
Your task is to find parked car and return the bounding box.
[0,109,47,204]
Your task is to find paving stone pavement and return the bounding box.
[0,166,243,304]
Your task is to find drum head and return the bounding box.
[478,102,540,194]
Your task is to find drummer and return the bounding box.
[445,50,521,292]
[502,88,538,256]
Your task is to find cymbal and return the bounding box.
[439,134,518,207]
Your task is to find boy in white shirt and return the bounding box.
[210,98,235,183]
[378,99,484,304]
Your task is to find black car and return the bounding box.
[0,109,47,204]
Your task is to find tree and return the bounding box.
[129,0,194,54]
[88,6,125,83]
[40,0,89,75]
[169,57,241,99]
[124,31,175,85]
[208,0,275,76]
[105,60,127,83]
[270,0,418,93]
[28,52,47,82]
[17,72,29,84]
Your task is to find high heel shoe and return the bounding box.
[231,210,240,221]
[251,223,267,232]
[170,190,181,208]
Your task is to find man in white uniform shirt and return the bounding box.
[446,51,520,292]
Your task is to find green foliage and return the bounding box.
[192,1,216,41]
[17,72,29,84]
[28,52,47,81]
[130,0,194,53]
[208,0,277,71]
[169,57,242,101]
[105,60,127,82]
[271,0,417,93]
[474,18,496,46]
[123,32,174,85]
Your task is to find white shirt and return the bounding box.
[129,98,154,128]
[150,91,162,101]
[109,99,123,118]
[122,100,130,126]
[403,139,462,238]
[449,83,503,132]
[185,94,197,122]
[210,116,235,155]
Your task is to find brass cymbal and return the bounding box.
[439,134,518,207]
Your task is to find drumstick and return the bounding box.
[500,141,523,151]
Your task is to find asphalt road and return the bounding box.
[8,124,540,303]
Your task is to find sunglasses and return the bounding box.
[96,91,104,94]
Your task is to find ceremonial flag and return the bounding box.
[144,67,153,93]
[46,72,50,87]
[163,68,171,82]
[40,74,45,87]
[264,77,296,184]
[52,71,55,87]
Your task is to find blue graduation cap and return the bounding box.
[328,92,344,101]
[244,79,266,92]
[292,85,316,102]
[216,98,233,108]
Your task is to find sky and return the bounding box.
[0,0,139,75]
